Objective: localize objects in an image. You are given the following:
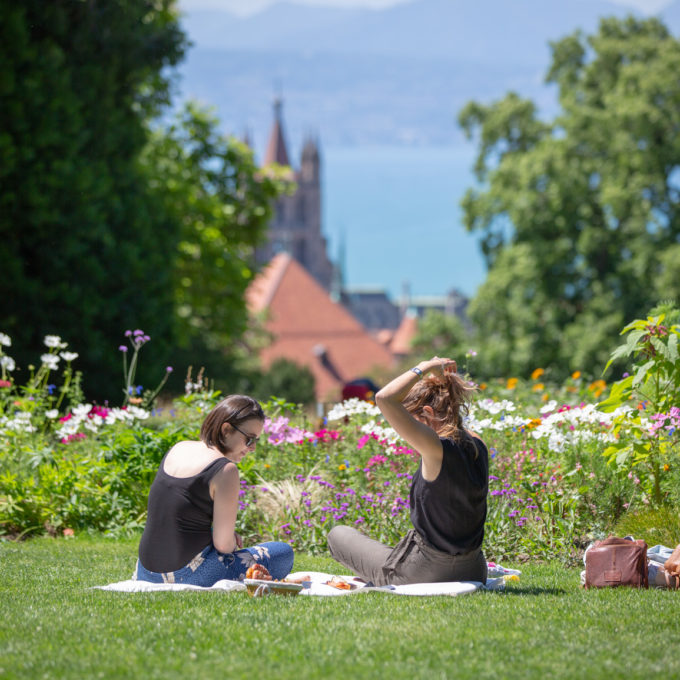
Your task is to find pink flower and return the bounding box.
[357,433,374,449]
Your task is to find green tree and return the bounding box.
[141,103,291,366]
[407,309,470,364]
[253,358,317,406]
[458,16,680,379]
[0,0,186,398]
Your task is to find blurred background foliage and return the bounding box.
[0,0,289,401]
[452,16,680,380]
[2,4,680,399]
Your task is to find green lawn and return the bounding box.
[1,536,679,680]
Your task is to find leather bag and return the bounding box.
[584,536,648,589]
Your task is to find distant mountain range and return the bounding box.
[176,0,680,152]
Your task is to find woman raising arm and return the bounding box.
[327,357,489,586]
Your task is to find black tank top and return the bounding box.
[138,453,229,572]
[409,434,488,554]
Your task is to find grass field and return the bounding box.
[1,536,679,680]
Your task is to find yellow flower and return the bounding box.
[571,371,581,380]
[531,368,544,380]
[532,382,545,392]
[506,377,518,390]
[588,379,606,398]
[663,464,670,472]
[541,393,549,401]
[264,464,271,469]
[479,382,487,390]
[338,464,347,471]
[526,418,542,430]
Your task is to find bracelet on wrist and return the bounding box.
[410,367,424,380]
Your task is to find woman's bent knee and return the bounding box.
[327,525,345,554]
[265,541,294,579]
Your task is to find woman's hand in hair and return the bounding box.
[416,356,457,378]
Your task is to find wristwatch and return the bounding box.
[410,367,423,379]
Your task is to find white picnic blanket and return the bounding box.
[94,563,519,597]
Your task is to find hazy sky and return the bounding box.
[179,0,675,17]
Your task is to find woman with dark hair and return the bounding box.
[135,394,294,586]
[327,357,488,585]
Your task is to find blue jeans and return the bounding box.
[134,542,294,587]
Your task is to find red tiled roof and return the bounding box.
[247,254,395,401]
[390,314,418,356]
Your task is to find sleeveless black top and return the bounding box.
[409,434,488,554]
[138,453,229,572]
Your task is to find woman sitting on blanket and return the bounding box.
[328,357,489,586]
[135,395,293,586]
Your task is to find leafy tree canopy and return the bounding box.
[141,103,292,361]
[458,16,680,379]
[0,0,186,397]
[0,2,290,400]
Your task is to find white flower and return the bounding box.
[72,404,93,418]
[327,398,380,422]
[59,352,78,362]
[359,421,401,445]
[56,420,80,438]
[45,409,59,419]
[0,333,11,347]
[540,400,558,414]
[126,406,150,420]
[0,355,15,371]
[44,335,62,348]
[3,412,36,434]
[40,354,60,370]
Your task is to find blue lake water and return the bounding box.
[322,145,487,300]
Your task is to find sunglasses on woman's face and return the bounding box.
[231,423,259,447]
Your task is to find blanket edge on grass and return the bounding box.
[94,572,510,596]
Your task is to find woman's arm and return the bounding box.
[375,356,456,481]
[210,462,240,553]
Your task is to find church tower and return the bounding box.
[256,99,334,291]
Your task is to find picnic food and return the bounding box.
[325,576,355,590]
[283,573,311,584]
[246,563,272,581]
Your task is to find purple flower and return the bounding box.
[119,345,128,353]
[166,366,173,373]
[124,330,132,337]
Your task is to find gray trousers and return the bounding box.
[327,525,487,586]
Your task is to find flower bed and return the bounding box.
[1,317,678,563]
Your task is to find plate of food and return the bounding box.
[244,579,304,597]
[244,564,305,597]
[324,575,358,591]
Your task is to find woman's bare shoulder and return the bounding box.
[163,440,224,478]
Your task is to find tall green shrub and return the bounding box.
[0,0,186,398]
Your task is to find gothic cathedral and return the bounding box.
[255,98,335,292]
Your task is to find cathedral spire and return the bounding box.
[264,97,290,167]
